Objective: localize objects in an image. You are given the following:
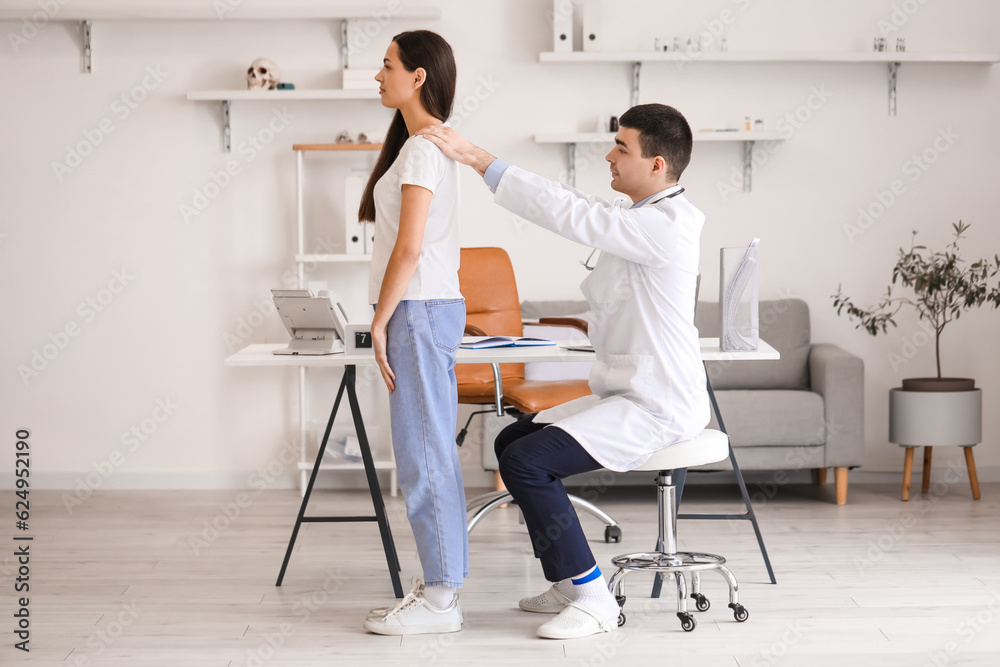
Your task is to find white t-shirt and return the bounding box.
[368,133,463,304]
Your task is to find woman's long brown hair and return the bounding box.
[358,30,456,223]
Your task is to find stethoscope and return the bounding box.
[580,187,685,271]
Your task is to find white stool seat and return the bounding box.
[634,429,729,472]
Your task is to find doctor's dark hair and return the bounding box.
[358,30,457,223]
[619,104,693,180]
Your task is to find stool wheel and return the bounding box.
[604,525,622,543]
[677,612,696,632]
[691,592,710,612]
[729,603,749,622]
[617,611,626,627]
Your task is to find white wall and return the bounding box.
[2,0,999,492]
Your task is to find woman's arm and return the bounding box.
[371,183,433,392]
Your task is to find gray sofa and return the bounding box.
[502,298,865,504]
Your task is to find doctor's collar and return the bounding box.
[630,184,684,208]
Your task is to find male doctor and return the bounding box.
[418,103,710,640]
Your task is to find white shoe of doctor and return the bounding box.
[518,580,575,613]
[536,600,619,639]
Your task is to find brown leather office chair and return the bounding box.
[457,247,622,543]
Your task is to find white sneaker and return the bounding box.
[363,580,463,636]
[536,601,619,640]
[518,582,574,614]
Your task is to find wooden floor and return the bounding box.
[4,481,999,666]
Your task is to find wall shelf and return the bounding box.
[538,50,1000,117]
[1,3,439,75]
[187,90,380,102]
[292,143,384,151]
[534,132,785,192]
[295,254,372,263]
[186,91,383,152]
[539,51,1000,64]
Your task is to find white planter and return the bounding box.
[888,388,982,446]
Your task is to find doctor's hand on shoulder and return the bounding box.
[417,125,496,177]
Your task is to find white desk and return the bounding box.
[225,337,780,595]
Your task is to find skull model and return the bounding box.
[247,58,281,90]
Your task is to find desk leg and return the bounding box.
[345,366,404,597]
[276,371,348,587]
[275,367,404,598]
[651,368,777,598]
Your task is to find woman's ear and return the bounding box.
[413,67,427,89]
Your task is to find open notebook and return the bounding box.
[460,336,556,349]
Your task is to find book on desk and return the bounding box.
[460,336,556,349]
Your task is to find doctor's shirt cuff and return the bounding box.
[483,158,510,194]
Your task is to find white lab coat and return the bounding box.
[493,165,710,472]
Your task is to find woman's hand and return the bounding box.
[371,318,395,393]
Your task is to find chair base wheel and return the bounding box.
[692,592,710,612]
[729,602,749,622]
[604,525,622,543]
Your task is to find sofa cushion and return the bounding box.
[708,389,826,447]
[696,298,811,390]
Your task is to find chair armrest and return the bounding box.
[809,343,864,468]
[536,317,589,336]
[465,324,488,336]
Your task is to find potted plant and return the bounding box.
[832,221,1000,500]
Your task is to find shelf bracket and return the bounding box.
[888,62,900,116]
[342,19,351,70]
[81,20,92,73]
[743,140,755,193]
[631,61,641,107]
[221,100,231,153]
[568,142,577,187]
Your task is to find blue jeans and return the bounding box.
[385,299,469,588]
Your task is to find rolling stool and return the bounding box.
[608,429,749,632]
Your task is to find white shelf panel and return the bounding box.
[298,461,396,471]
[535,131,785,144]
[296,254,372,263]
[187,89,381,102]
[0,5,441,21]
[539,51,1000,64]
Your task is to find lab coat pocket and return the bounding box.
[425,299,466,352]
[592,353,655,412]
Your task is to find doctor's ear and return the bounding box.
[651,155,669,177]
[412,67,427,89]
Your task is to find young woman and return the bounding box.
[359,30,466,636]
